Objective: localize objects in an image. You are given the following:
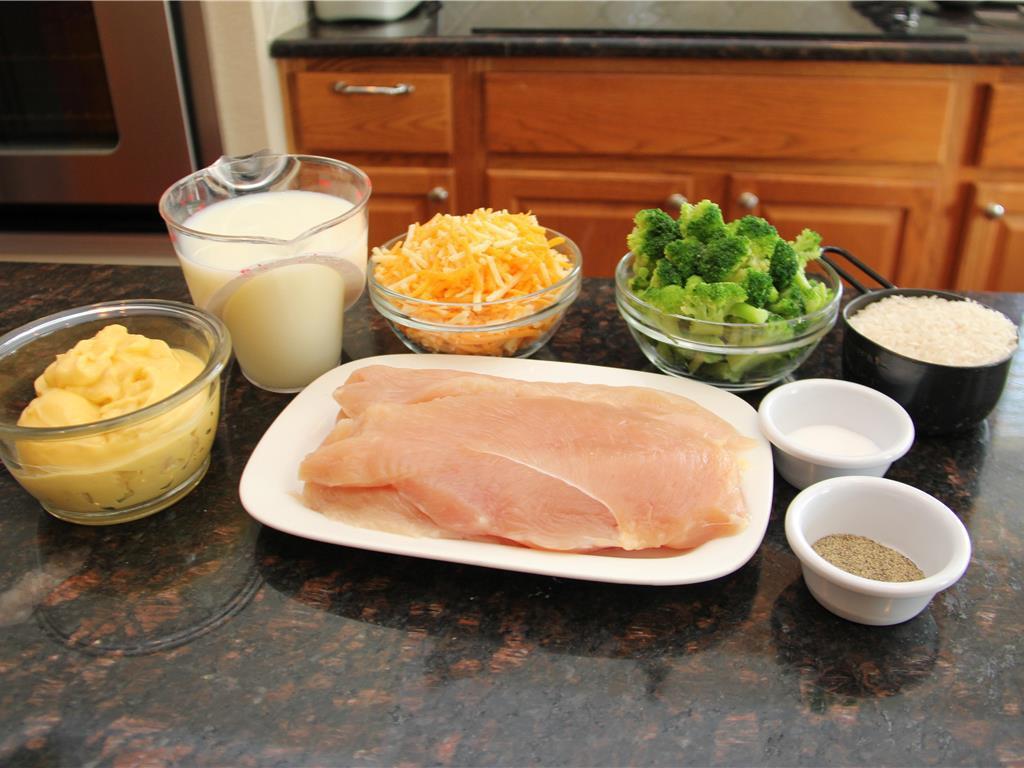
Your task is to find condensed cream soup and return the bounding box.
[15,324,217,513]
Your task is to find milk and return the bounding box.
[176,190,368,392]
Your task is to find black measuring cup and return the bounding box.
[823,246,1016,437]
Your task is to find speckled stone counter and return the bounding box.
[1,262,1022,766]
[271,1,1024,65]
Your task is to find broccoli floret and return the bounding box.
[626,201,835,331]
[769,278,833,319]
[742,269,778,309]
[684,350,726,374]
[663,237,702,281]
[732,215,777,241]
[686,279,747,318]
[769,239,799,291]
[640,283,687,314]
[798,279,833,315]
[627,208,681,272]
[770,231,830,309]
[727,302,771,324]
[792,227,823,266]
[769,285,805,318]
[699,232,748,282]
[721,351,776,381]
[731,215,779,267]
[679,200,727,243]
[649,257,684,289]
[669,277,769,324]
[629,266,651,293]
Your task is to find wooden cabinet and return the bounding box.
[363,167,455,247]
[955,182,1024,291]
[280,56,1024,286]
[484,72,952,164]
[957,82,1024,289]
[978,84,1024,169]
[280,64,459,251]
[724,173,938,287]
[487,169,725,276]
[290,72,453,154]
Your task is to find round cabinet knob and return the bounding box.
[665,193,688,210]
[984,202,1006,220]
[427,186,449,203]
[737,192,760,210]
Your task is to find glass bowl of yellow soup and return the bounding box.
[0,300,231,525]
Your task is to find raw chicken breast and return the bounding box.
[333,366,748,451]
[300,367,751,552]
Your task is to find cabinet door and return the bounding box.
[979,84,1024,169]
[365,167,455,248]
[488,169,725,277]
[725,174,938,288]
[955,182,1024,291]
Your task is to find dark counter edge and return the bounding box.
[270,27,1024,66]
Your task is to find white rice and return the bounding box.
[848,295,1019,367]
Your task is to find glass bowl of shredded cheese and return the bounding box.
[368,209,582,357]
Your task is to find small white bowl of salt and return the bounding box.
[785,475,971,625]
[758,378,914,490]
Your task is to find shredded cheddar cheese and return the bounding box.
[370,209,578,356]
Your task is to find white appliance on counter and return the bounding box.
[313,1,423,22]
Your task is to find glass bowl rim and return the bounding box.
[615,250,843,331]
[368,226,583,311]
[0,299,231,441]
[158,153,372,247]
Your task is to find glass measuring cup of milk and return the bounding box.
[159,154,370,392]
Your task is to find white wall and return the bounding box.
[200,0,308,157]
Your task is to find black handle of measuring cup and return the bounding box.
[820,246,897,295]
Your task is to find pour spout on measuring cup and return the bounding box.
[207,150,298,195]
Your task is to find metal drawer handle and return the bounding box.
[332,82,415,96]
[984,202,1006,220]
[665,193,688,209]
[737,191,760,210]
[427,186,449,203]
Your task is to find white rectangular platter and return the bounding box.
[239,354,773,585]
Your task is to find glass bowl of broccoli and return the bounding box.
[615,200,842,392]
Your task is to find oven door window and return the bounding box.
[0,1,118,150]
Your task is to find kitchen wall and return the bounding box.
[201,0,309,157]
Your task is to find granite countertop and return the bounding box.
[272,0,1024,64]
[1,261,1023,766]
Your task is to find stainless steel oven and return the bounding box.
[0,0,220,206]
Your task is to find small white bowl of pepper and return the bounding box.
[785,475,971,626]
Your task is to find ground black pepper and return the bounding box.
[812,533,925,582]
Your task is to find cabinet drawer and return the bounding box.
[485,73,951,164]
[979,84,1024,169]
[292,72,452,153]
